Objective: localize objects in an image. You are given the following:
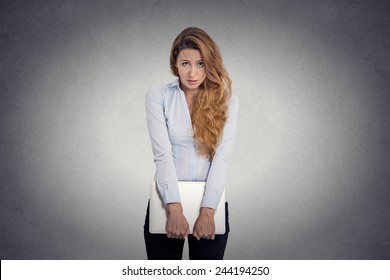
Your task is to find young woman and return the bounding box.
[144,27,239,260]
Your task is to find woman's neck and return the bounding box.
[184,90,197,114]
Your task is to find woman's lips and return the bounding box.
[188,80,198,84]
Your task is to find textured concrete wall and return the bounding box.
[1,0,389,259]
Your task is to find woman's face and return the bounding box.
[176,49,206,93]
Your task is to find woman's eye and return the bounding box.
[181,62,190,66]
[198,62,204,67]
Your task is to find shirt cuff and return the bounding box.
[200,193,221,211]
[158,184,181,206]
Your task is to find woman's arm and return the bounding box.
[145,88,189,238]
[202,95,239,210]
[145,88,180,204]
[193,95,239,239]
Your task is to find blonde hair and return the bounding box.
[170,27,232,160]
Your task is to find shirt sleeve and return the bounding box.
[201,95,239,210]
[145,88,181,205]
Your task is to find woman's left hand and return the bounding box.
[193,207,216,240]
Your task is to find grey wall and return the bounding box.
[1,0,389,259]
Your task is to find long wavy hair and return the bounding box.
[170,27,232,160]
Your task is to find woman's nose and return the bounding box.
[189,65,196,76]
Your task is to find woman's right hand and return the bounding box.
[166,203,190,239]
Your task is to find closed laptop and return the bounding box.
[149,181,226,234]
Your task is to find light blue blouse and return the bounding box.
[145,79,239,210]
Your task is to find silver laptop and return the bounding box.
[149,181,226,234]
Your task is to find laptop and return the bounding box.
[149,181,226,234]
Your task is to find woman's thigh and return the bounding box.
[143,202,185,260]
[188,202,230,260]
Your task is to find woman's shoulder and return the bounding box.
[226,94,239,119]
[228,94,239,108]
[229,94,239,103]
[146,80,179,100]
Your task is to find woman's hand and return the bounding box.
[166,203,190,239]
[193,207,216,240]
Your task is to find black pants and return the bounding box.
[143,201,230,260]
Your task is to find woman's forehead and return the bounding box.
[178,49,203,60]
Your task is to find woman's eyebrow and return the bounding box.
[179,58,203,61]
